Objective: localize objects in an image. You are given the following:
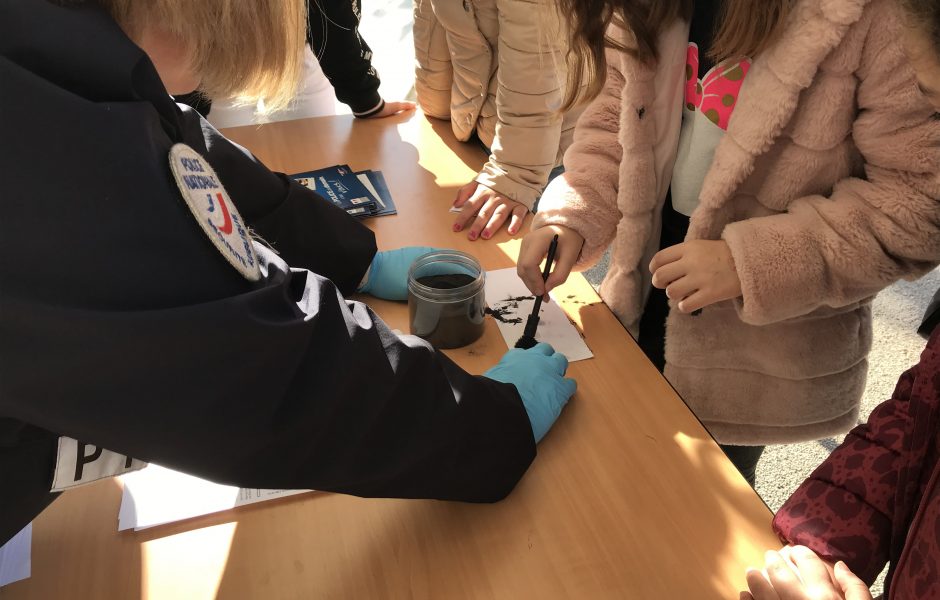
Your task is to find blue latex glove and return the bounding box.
[358,246,440,301]
[483,343,576,442]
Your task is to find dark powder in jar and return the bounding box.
[409,273,485,348]
[415,274,477,289]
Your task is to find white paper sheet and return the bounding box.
[118,465,308,531]
[0,524,31,588]
[484,268,593,361]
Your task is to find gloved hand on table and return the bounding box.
[358,246,440,301]
[483,343,576,442]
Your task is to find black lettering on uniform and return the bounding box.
[124,455,135,469]
[74,442,102,481]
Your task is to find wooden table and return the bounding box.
[2,112,779,599]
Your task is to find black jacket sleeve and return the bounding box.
[308,0,385,116]
[0,0,536,545]
[179,108,377,295]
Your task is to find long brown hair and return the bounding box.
[902,0,940,54]
[560,0,793,109]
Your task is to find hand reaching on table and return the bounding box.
[483,343,576,443]
[362,100,416,119]
[742,545,872,600]
[452,181,529,240]
[517,225,584,300]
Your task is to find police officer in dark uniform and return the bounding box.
[0,0,575,546]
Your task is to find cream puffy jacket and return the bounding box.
[534,0,940,444]
[413,0,582,210]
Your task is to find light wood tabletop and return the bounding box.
[2,111,779,600]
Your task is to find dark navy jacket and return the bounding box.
[0,0,535,545]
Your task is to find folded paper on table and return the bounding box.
[484,268,593,362]
[118,464,308,531]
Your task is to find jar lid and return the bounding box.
[407,250,485,302]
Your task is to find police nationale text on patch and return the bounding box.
[168,144,261,281]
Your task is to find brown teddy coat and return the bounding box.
[533,0,940,444]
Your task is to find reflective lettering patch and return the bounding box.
[169,144,261,281]
[51,437,147,492]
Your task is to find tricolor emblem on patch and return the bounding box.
[169,144,261,281]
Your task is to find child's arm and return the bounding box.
[413,0,452,121]
[309,0,413,118]
[471,0,569,212]
[772,333,940,584]
[530,44,627,269]
[721,3,940,325]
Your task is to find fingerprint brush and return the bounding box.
[515,234,559,349]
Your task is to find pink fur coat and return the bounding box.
[533,0,940,444]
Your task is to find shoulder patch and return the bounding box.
[169,144,261,281]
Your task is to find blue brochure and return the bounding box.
[354,170,397,217]
[292,164,377,217]
[292,165,397,219]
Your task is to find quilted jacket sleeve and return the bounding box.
[413,0,452,120]
[773,330,940,584]
[473,0,569,210]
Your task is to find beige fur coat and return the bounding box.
[533,0,940,444]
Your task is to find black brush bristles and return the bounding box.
[515,313,541,349]
[513,234,558,350]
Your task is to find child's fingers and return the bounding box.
[787,546,833,590]
[745,568,781,600]
[649,243,685,273]
[481,203,511,240]
[507,205,528,236]
[543,242,579,296]
[665,277,696,303]
[453,191,487,232]
[676,290,709,314]
[833,562,872,600]
[453,181,479,209]
[465,197,499,241]
[764,551,804,599]
[517,231,556,296]
[650,260,686,289]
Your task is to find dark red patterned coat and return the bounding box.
[773,327,940,599]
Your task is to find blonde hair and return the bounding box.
[94,0,307,111]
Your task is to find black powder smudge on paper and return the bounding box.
[485,306,523,325]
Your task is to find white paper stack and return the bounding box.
[118,465,308,531]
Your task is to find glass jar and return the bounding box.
[407,250,486,349]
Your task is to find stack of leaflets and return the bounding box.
[292,164,397,218]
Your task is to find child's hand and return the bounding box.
[452,181,529,240]
[517,225,584,298]
[742,545,872,600]
[649,239,742,313]
[364,100,416,119]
